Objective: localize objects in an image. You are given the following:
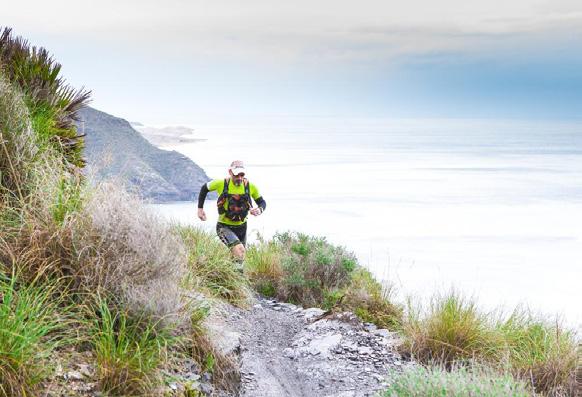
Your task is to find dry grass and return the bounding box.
[0,75,37,202]
[72,182,188,324]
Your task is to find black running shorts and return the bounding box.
[216,222,247,247]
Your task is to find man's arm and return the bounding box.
[249,183,266,216]
[197,184,210,221]
[255,196,266,211]
[250,196,266,216]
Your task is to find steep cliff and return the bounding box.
[79,107,209,202]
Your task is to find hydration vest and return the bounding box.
[216,178,252,222]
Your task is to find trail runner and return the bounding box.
[197,160,266,269]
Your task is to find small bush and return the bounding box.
[271,231,357,306]
[90,296,176,395]
[0,274,66,397]
[177,226,251,306]
[383,364,533,397]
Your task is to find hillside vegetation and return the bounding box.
[0,27,579,397]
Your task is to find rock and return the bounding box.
[358,346,373,355]
[65,370,83,380]
[205,315,242,357]
[283,348,297,359]
[76,363,93,377]
[364,322,378,331]
[374,329,391,338]
[301,333,342,357]
[303,307,325,321]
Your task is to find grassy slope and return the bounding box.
[0,28,579,397]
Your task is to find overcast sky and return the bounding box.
[4,0,582,124]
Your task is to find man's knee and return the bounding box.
[231,243,246,260]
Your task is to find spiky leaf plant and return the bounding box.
[0,27,91,168]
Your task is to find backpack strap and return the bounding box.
[222,178,230,195]
[244,179,252,207]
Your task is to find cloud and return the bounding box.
[6,0,582,65]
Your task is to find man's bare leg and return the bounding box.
[231,243,246,272]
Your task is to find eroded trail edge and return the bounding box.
[213,297,408,397]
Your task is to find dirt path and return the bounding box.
[220,297,405,397]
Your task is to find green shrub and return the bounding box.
[274,231,356,306]
[0,274,66,396]
[383,365,533,397]
[245,231,401,328]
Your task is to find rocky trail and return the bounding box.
[42,296,409,396]
[212,297,408,397]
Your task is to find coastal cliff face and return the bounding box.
[78,107,209,202]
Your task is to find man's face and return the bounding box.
[230,171,245,186]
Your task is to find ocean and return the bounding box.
[149,117,582,326]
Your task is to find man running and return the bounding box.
[197,160,266,266]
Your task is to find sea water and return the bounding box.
[149,117,582,326]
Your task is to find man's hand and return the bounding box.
[250,207,263,216]
[197,208,207,221]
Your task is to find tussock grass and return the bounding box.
[177,226,251,307]
[399,291,580,396]
[400,291,497,365]
[383,364,533,397]
[90,296,176,395]
[245,236,283,297]
[497,310,580,396]
[0,273,67,397]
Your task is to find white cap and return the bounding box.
[229,160,246,175]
